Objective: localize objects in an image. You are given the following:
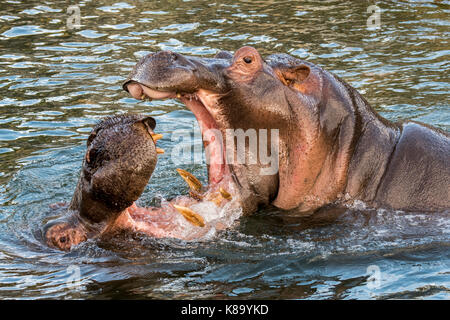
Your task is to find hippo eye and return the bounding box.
[59,236,67,243]
[243,56,252,64]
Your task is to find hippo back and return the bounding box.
[374,122,450,212]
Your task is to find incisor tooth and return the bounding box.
[176,168,203,193]
[173,205,205,227]
[151,133,163,142]
[156,148,165,154]
[141,94,152,101]
[176,93,181,98]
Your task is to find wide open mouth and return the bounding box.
[124,81,229,187]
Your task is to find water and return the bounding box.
[0,0,449,299]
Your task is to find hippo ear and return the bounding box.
[86,127,101,147]
[275,65,312,93]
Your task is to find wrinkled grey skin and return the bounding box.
[44,114,158,250]
[123,47,449,214]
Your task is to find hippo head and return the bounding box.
[123,47,363,214]
[45,114,159,250]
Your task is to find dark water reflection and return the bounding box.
[0,0,449,299]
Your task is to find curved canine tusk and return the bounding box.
[219,187,232,200]
[176,168,203,193]
[151,133,163,142]
[173,205,205,227]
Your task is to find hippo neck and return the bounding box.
[343,89,401,205]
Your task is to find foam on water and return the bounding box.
[134,181,244,241]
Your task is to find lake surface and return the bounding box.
[0,0,449,299]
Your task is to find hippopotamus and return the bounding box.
[123,46,450,215]
[44,114,161,250]
[44,113,236,250]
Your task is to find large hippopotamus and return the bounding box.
[123,46,450,215]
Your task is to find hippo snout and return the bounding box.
[123,50,229,96]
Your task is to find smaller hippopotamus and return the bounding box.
[123,47,449,214]
[43,114,162,251]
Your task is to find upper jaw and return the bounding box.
[122,52,242,196]
[124,81,178,100]
[122,51,230,97]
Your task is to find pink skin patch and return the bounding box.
[180,96,226,185]
[123,203,176,238]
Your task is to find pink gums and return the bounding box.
[181,96,227,185]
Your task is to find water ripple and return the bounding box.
[0,0,448,299]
